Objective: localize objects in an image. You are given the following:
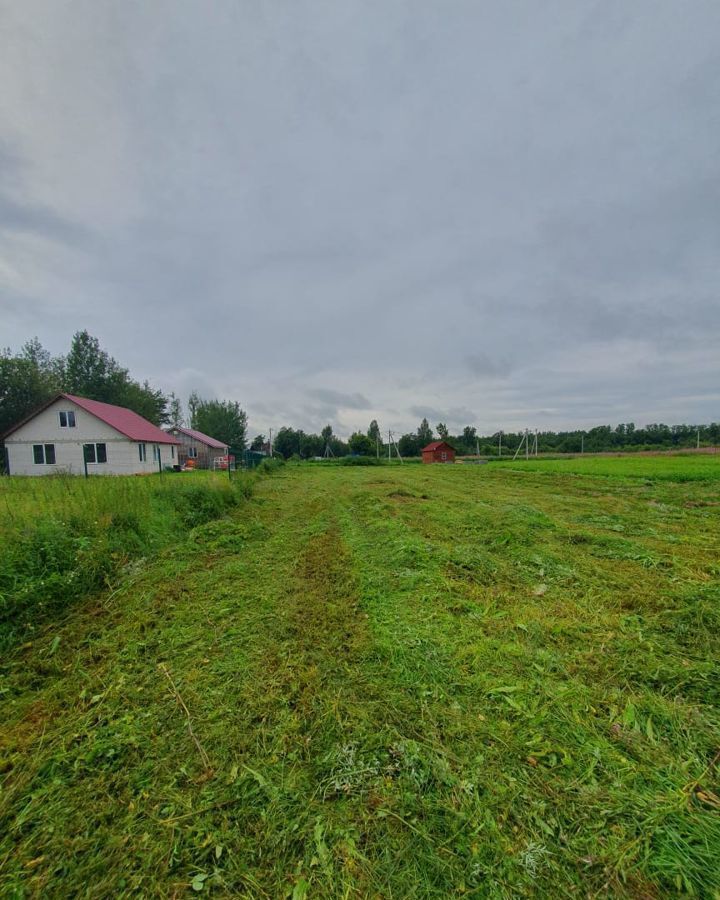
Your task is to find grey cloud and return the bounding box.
[409,406,444,422]
[308,389,372,410]
[0,192,88,244]
[409,406,477,429]
[1,0,718,435]
[465,354,507,377]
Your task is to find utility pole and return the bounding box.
[498,431,502,457]
[476,437,480,457]
[697,428,701,449]
[387,430,403,463]
[581,433,584,455]
[269,428,273,457]
[376,432,379,459]
[525,428,529,461]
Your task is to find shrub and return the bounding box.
[0,472,268,651]
[258,457,285,474]
[339,455,385,466]
[157,481,237,528]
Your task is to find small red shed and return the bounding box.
[421,440,456,464]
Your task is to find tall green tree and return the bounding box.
[398,433,421,457]
[300,433,324,459]
[188,392,200,426]
[64,331,114,399]
[62,330,169,424]
[367,420,381,442]
[0,339,59,436]
[349,431,374,455]
[168,393,184,426]
[273,426,297,459]
[191,398,248,449]
[437,422,449,439]
[417,418,433,446]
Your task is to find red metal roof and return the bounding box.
[422,441,455,452]
[167,426,228,449]
[63,395,181,443]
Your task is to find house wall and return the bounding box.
[5,397,178,476]
[169,431,228,469]
[422,448,456,464]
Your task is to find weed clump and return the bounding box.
[0,473,258,649]
[257,457,285,474]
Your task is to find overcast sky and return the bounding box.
[1,1,718,438]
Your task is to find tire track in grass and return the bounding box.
[259,522,369,724]
[225,486,490,897]
[206,501,384,897]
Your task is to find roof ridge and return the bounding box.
[3,392,180,444]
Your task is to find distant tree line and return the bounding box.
[263,416,720,460]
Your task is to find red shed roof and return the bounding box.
[167,426,228,449]
[3,393,180,443]
[422,441,455,452]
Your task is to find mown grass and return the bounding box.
[0,471,254,651]
[1,458,719,897]
[493,453,720,482]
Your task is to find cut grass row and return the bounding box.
[492,453,720,481]
[1,460,719,896]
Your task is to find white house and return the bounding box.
[3,393,181,476]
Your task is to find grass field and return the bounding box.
[0,472,253,652]
[493,454,720,482]
[2,458,720,897]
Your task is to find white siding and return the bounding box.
[5,398,178,476]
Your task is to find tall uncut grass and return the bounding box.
[0,472,255,650]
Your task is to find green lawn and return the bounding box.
[2,461,720,897]
[494,452,720,481]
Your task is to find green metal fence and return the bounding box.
[228,448,267,470]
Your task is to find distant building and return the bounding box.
[165,426,229,469]
[3,393,181,476]
[421,440,456,464]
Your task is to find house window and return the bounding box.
[188,446,198,459]
[84,443,107,464]
[441,452,447,460]
[171,445,175,459]
[33,444,56,464]
[138,443,147,462]
[153,444,160,462]
[58,411,76,428]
